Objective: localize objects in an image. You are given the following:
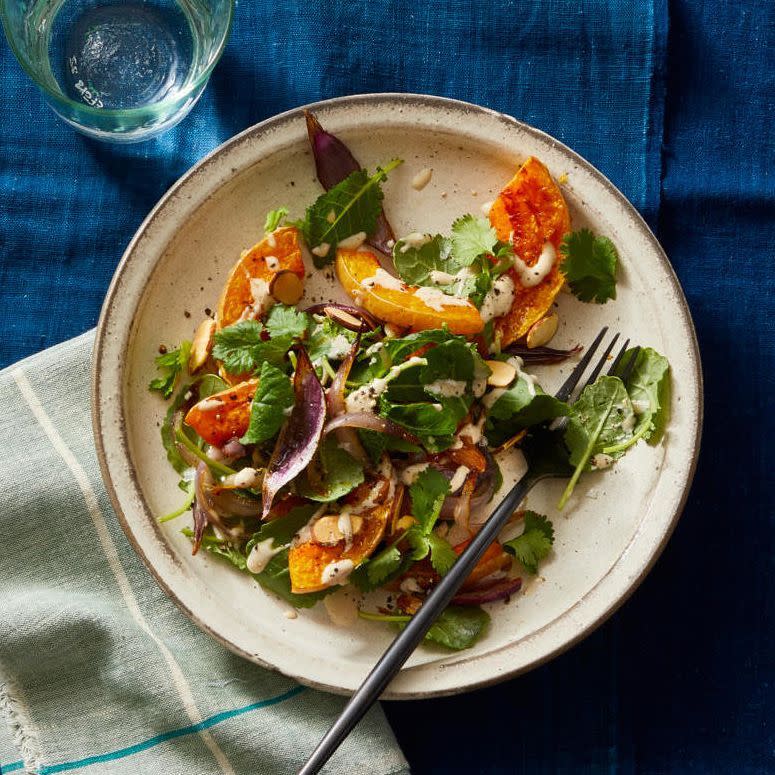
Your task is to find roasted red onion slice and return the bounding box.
[262,346,326,517]
[220,438,247,459]
[323,412,421,445]
[503,343,583,365]
[452,577,523,605]
[305,110,397,256]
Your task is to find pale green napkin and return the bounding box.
[0,332,409,775]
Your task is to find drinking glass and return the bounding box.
[1,0,233,142]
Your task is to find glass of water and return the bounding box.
[1,0,233,142]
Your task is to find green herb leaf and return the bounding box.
[240,362,294,444]
[296,436,365,502]
[559,375,635,508]
[246,503,319,551]
[560,228,618,303]
[149,342,191,398]
[212,321,292,375]
[265,305,310,340]
[350,543,405,592]
[503,511,554,574]
[612,347,671,446]
[392,234,459,285]
[301,160,403,267]
[255,549,330,608]
[450,214,500,265]
[409,468,451,532]
[306,317,358,364]
[264,206,289,233]
[426,532,457,574]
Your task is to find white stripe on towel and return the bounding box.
[12,368,235,775]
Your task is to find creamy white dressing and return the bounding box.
[266,231,277,248]
[457,416,486,446]
[321,559,355,586]
[429,269,457,285]
[311,242,331,258]
[482,387,506,408]
[425,379,467,398]
[344,356,426,413]
[195,397,223,412]
[327,334,352,360]
[338,231,367,250]
[481,199,495,216]
[399,232,432,252]
[509,356,538,397]
[401,462,430,485]
[239,277,274,321]
[265,255,279,271]
[513,242,556,287]
[400,577,422,593]
[361,267,406,292]
[448,465,470,494]
[227,467,261,489]
[246,538,285,574]
[337,510,354,550]
[414,286,471,311]
[480,274,516,322]
[592,453,614,469]
[411,168,433,190]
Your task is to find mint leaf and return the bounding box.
[560,229,618,303]
[409,468,450,532]
[296,436,365,502]
[264,206,288,233]
[149,341,191,398]
[450,214,500,265]
[265,305,310,340]
[212,321,292,375]
[559,375,635,509]
[301,160,403,267]
[503,511,554,574]
[240,362,294,444]
[612,346,671,446]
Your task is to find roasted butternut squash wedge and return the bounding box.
[335,248,483,336]
[184,379,257,446]
[488,157,571,346]
[216,226,305,330]
[453,538,511,587]
[288,503,390,593]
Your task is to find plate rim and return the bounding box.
[92,92,704,698]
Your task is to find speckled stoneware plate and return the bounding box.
[92,94,702,698]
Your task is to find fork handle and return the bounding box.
[298,473,538,775]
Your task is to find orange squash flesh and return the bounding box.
[184,379,257,446]
[288,503,390,593]
[216,226,305,330]
[335,248,484,336]
[488,156,571,346]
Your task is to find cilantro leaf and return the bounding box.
[350,543,405,592]
[485,374,570,446]
[392,235,460,285]
[560,228,618,303]
[409,468,450,532]
[306,317,357,364]
[558,375,635,509]
[301,160,403,267]
[450,214,500,265]
[296,436,365,502]
[240,362,294,444]
[212,321,292,375]
[264,305,310,340]
[264,206,288,233]
[612,347,671,446]
[503,511,554,574]
[149,341,191,398]
[426,532,457,574]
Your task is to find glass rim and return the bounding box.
[0,0,235,118]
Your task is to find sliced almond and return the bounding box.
[311,515,364,545]
[269,270,304,305]
[188,319,216,373]
[485,359,517,387]
[324,306,365,332]
[526,313,559,349]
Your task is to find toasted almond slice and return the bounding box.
[526,313,559,349]
[324,306,365,331]
[269,270,304,305]
[189,319,216,373]
[485,359,517,387]
[312,515,364,545]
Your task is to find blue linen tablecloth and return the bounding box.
[1,0,772,773]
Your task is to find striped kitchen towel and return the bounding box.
[0,331,408,775]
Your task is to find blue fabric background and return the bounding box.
[1,0,772,772]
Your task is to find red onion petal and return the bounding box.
[452,577,523,605]
[503,343,583,365]
[262,346,326,517]
[323,412,420,446]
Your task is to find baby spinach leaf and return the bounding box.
[503,511,554,574]
[246,503,320,552]
[560,228,618,303]
[256,549,331,608]
[240,362,294,445]
[296,436,365,502]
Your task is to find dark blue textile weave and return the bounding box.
[1,0,772,771]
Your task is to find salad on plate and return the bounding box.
[150,112,671,651]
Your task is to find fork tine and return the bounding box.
[553,326,608,401]
[607,338,631,375]
[618,346,641,383]
[581,333,620,389]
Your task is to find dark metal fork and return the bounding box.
[298,328,640,775]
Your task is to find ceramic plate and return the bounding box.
[92,94,702,698]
